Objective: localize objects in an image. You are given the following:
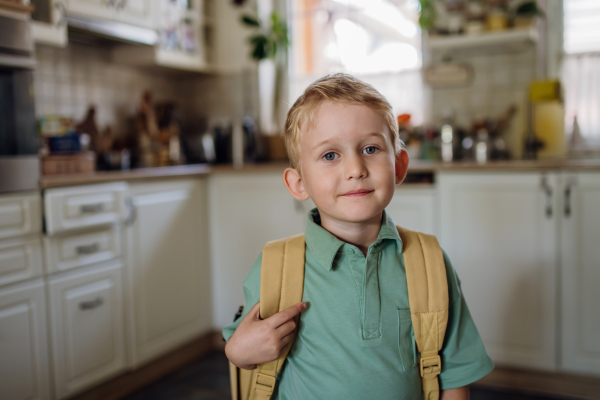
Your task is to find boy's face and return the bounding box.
[284,102,408,227]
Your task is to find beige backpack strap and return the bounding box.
[397,227,449,400]
[247,234,305,400]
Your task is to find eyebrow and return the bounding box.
[311,132,386,151]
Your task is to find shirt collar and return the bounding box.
[304,208,403,271]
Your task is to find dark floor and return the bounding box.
[124,351,578,400]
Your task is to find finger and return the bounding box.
[268,302,306,328]
[280,330,295,347]
[243,302,260,321]
[276,319,297,337]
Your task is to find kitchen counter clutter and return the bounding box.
[38,158,600,188]
[2,163,600,400]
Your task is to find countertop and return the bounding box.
[39,158,600,189]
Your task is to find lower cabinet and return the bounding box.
[208,172,307,329]
[0,279,51,400]
[127,179,211,367]
[386,185,437,235]
[439,172,559,370]
[47,261,126,399]
[561,172,600,375]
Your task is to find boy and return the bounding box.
[223,74,493,399]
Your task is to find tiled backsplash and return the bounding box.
[429,48,536,158]
[34,43,259,137]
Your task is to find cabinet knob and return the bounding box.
[76,243,101,255]
[80,203,105,213]
[79,297,104,310]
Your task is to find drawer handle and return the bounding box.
[76,243,100,255]
[80,203,104,213]
[79,297,104,310]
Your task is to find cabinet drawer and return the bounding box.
[0,192,42,240]
[44,229,122,274]
[0,279,51,400]
[0,236,43,287]
[47,261,126,399]
[45,183,129,235]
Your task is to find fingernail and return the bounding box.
[302,302,307,309]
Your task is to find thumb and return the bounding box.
[249,302,261,320]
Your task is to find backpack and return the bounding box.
[229,227,449,400]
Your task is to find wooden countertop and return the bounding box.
[39,159,600,189]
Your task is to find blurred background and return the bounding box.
[0,0,599,399]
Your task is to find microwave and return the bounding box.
[0,8,40,193]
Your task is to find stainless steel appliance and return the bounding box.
[0,7,40,193]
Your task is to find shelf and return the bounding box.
[426,28,538,51]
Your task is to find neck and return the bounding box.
[319,212,383,256]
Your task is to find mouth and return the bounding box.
[341,189,374,197]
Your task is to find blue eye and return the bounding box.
[363,146,378,155]
[323,152,338,161]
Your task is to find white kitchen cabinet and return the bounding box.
[31,0,68,47]
[386,185,437,235]
[44,182,128,235]
[0,279,51,400]
[127,178,211,367]
[0,235,43,287]
[561,172,600,375]
[65,0,154,27]
[438,172,558,370]
[208,172,306,329]
[0,191,42,240]
[47,260,126,399]
[65,0,115,21]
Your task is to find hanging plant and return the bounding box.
[418,0,438,31]
[241,12,289,62]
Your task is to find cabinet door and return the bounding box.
[439,172,558,370]
[208,173,306,329]
[114,0,154,28]
[386,186,437,235]
[0,192,42,240]
[561,172,600,375]
[47,261,126,399]
[31,0,68,47]
[0,279,51,400]
[128,179,211,366]
[65,0,116,20]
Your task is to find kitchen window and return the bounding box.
[562,0,600,148]
[287,0,425,125]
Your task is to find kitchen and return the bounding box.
[0,0,599,399]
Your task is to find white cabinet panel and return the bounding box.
[65,0,115,21]
[114,0,154,28]
[386,186,437,235]
[439,172,558,370]
[44,182,128,235]
[0,279,51,400]
[561,172,600,375]
[0,236,43,287]
[44,228,121,274]
[0,192,42,240]
[48,261,126,399]
[128,179,211,366]
[208,173,306,329]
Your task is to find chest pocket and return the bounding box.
[398,308,417,371]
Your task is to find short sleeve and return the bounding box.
[222,252,263,342]
[438,250,495,390]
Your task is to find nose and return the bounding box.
[345,152,368,180]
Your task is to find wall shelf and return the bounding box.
[425,28,538,52]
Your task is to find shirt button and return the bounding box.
[346,248,355,254]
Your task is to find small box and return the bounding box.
[42,152,96,175]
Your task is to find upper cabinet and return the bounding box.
[31,0,68,47]
[65,0,154,28]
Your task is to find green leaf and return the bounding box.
[241,14,260,27]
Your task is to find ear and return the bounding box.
[394,149,409,185]
[283,168,310,201]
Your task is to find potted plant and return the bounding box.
[512,1,545,28]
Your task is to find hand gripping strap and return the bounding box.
[397,227,449,400]
[248,234,305,400]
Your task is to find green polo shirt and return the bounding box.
[223,208,494,399]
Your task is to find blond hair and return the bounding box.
[283,73,403,171]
